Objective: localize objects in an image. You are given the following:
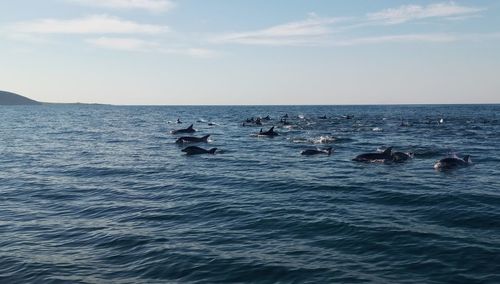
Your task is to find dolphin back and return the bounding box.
[463,155,471,163]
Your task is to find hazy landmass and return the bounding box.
[0,90,41,105]
[0,90,107,106]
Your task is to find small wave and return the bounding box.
[312,136,336,144]
[290,136,336,144]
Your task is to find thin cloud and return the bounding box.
[86,36,160,51]
[335,34,459,46]
[211,2,486,47]
[69,0,175,13]
[367,2,484,24]
[212,16,344,46]
[86,36,217,58]
[10,14,168,34]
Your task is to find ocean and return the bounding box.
[1,104,499,283]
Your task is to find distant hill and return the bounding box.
[0,90,41,105]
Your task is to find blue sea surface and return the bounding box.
[0,104,499,283]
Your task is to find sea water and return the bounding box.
[0,104,499,283]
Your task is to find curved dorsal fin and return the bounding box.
[383,147,392,155]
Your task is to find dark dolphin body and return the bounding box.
[182,146,217,155]
[391,151,414,162]
[353,147,393,162]
[175,134,210,144]
[434,155,472,170]
[172,124,195,134]
[301,147,333,156]
[318,115,327,119]
[259,126,278,137]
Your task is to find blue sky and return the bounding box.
[0,0,499,104]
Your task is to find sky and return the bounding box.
[0,0,499,105]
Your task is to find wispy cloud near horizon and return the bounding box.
[367,2,484,24]
[211,15,344,46]
[86,36,217,58]
[68,0,175,13]
[86,36,160,51]
[9,14,168,35]
[334,33,459,46]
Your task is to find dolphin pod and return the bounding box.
[170,116,473,171]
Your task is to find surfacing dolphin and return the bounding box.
[171,124,195,134]
[182,146,217,155]
[259,126,278,137]
[301,147,333,156]
[434,155,471,170]
[353,147,393,163]
[175,134,210,144]
[391,151,414,163]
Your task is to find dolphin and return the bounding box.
[182,146,217,155]
[171,124,195,134]
[391,151,414,162]
[175,134,210,144]
[280,118,290,125]
[318,115,327,119]
[259,126,278,137]
[353,147,393,162]
[434,155,471,170]
[301,147,333,156]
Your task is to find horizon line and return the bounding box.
[38,102,500,107]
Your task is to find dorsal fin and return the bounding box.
[187,124,193,129]
[383,147,392,155]
[463,155,471,163]
[269,126,274,132]
[326,147,333,155]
